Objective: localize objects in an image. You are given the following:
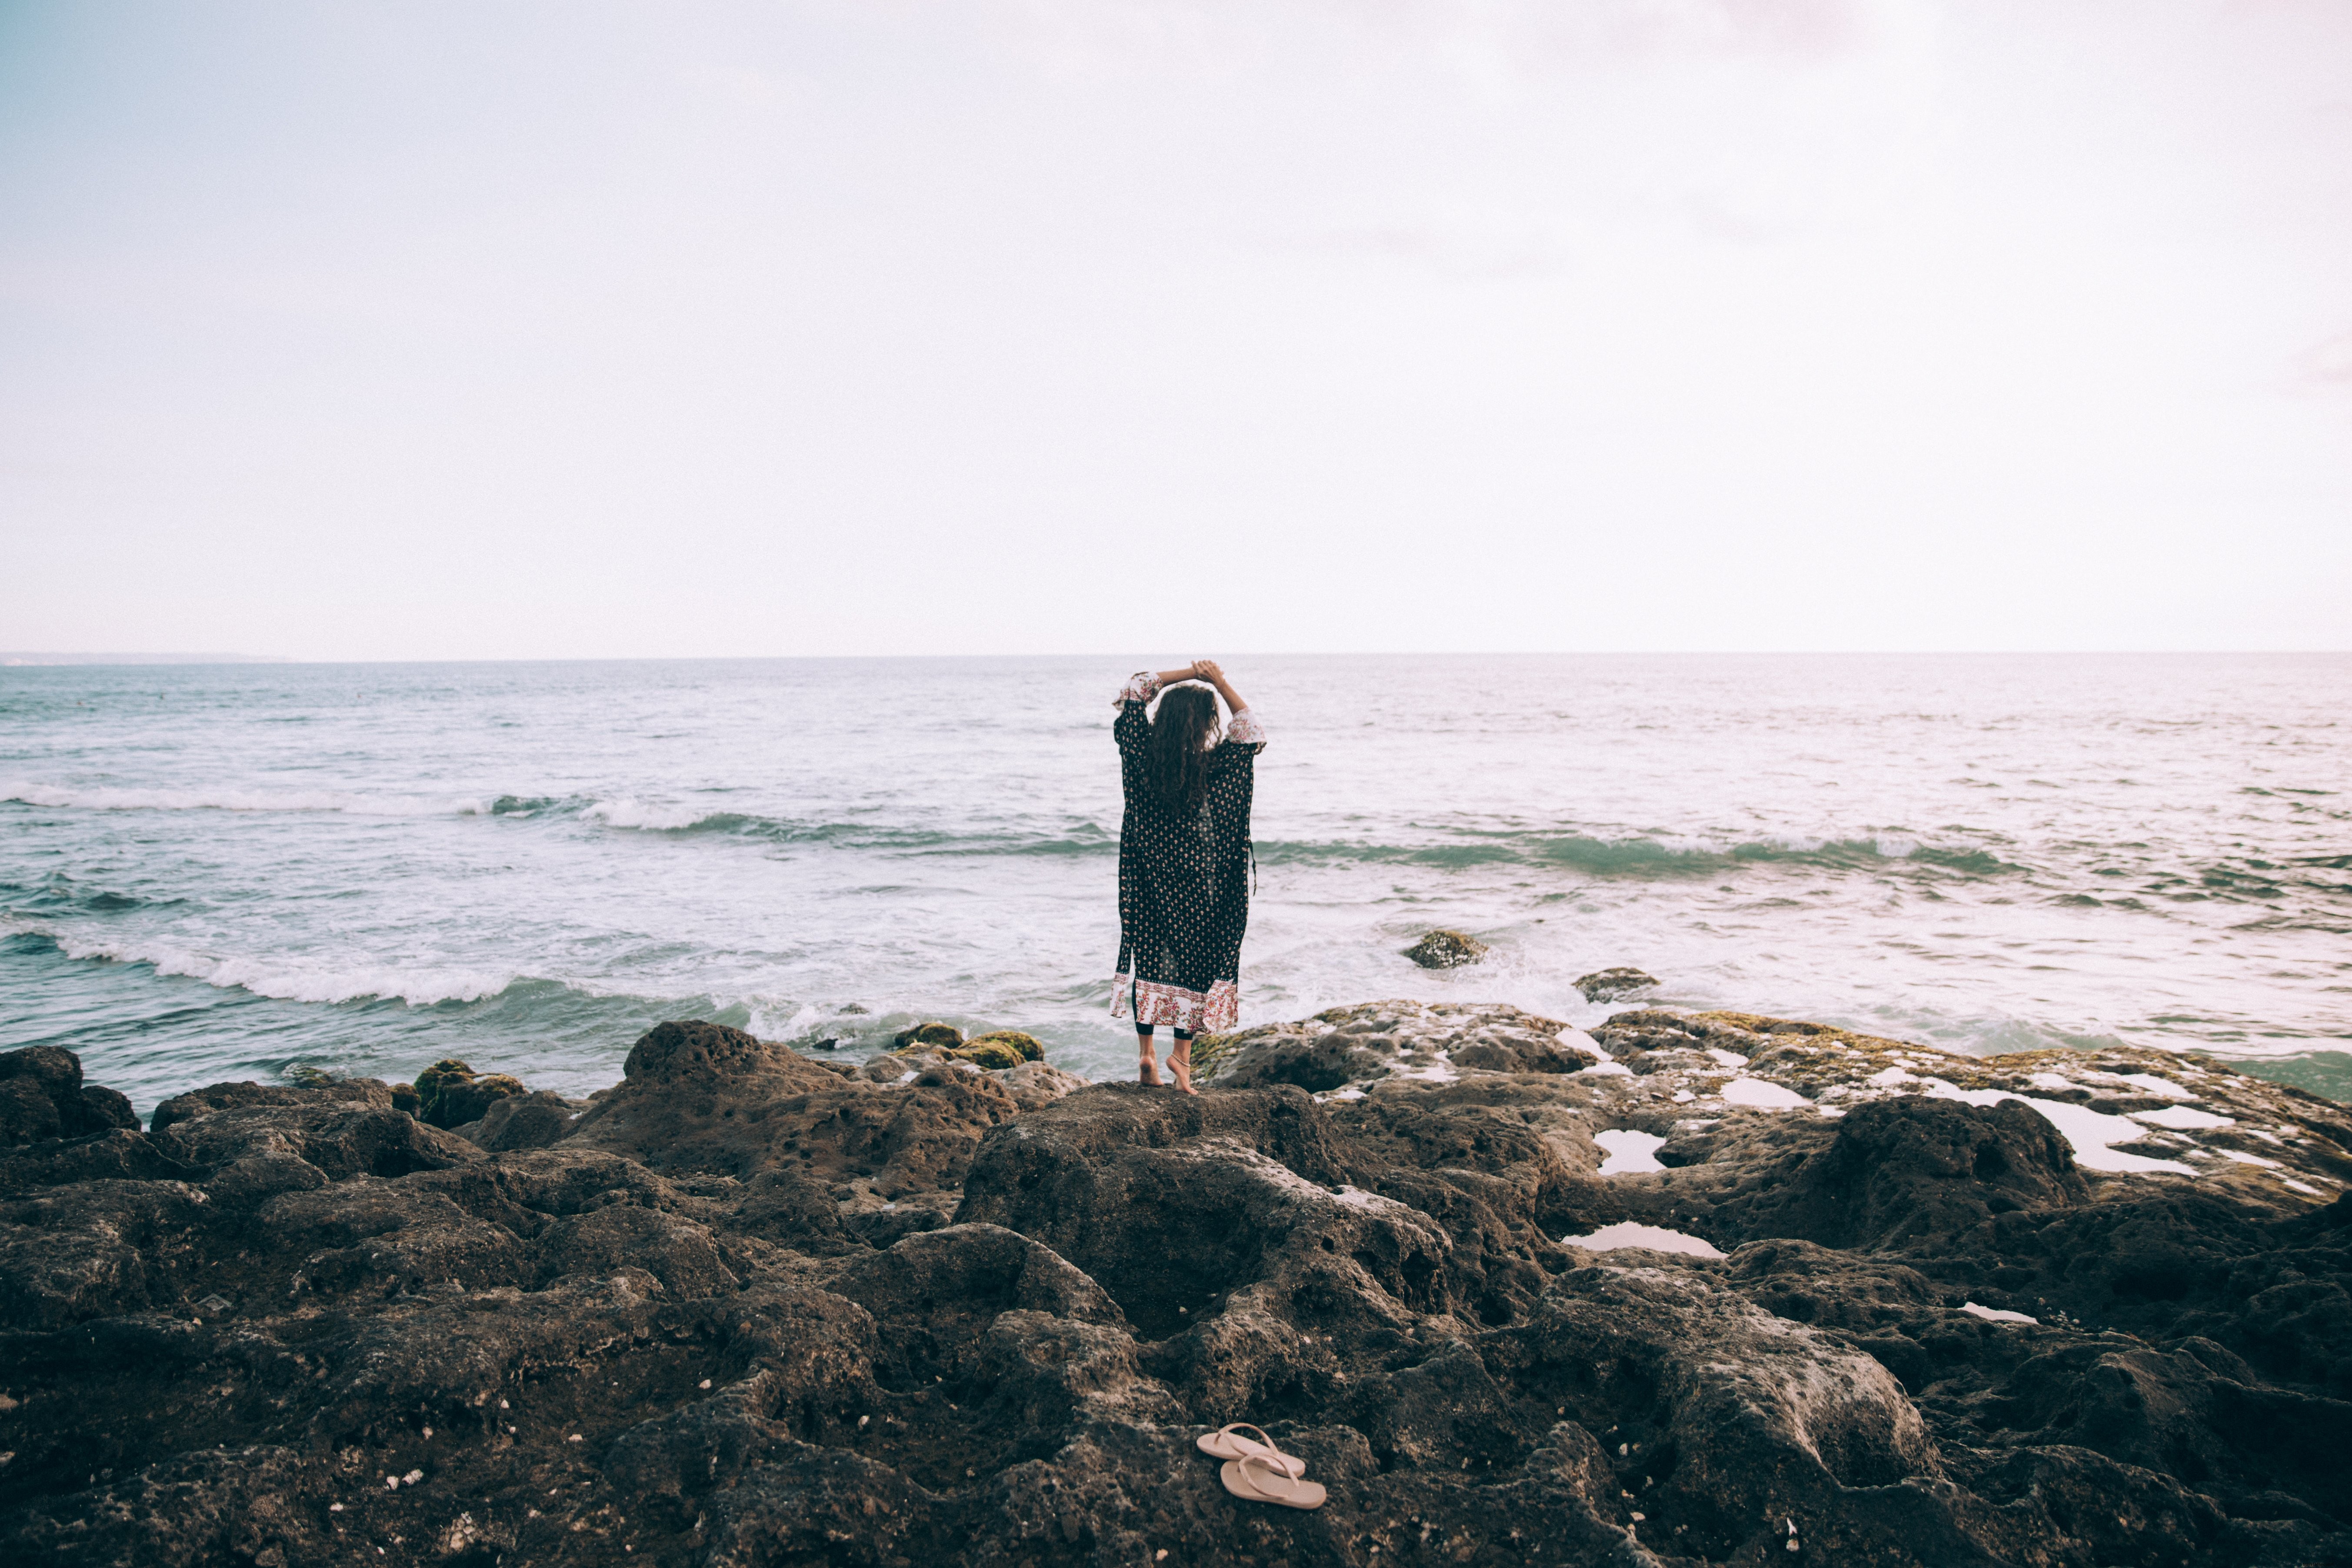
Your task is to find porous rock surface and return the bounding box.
[1,1000,2348,1568]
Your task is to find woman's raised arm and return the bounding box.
[1192,659,1246,714]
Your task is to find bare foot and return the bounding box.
[1139,1052,1162,1086]
[1168,1049,1197,1095]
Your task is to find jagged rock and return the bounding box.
[570,1022,1020,1199]
[1402,928,1486,969]
[3,1022,2349,1568]
[996,1059,1088,1110]
[1201,1000,1595,1092]
[150,1075,398,1131]
[1704,1095,2091,1251]
[460,1088,582,1151]
[1574,966,1658,1002]
[0,1046,140,1147]
[893,1021,965,1051]
[0,1129,198,1196]
[409,1057,527,1128]
[150,1095,480,1181]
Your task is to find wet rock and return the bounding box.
[4,1022,2349,1567]
[1485,1264,1949,1558]
[1202,1000,1592,1092]
[0,1046,141,1146]
[150,1075,398,1132]
[949,1039,1027,1070]
[534,1203,740,1297]
[461,1088,582,1151]
[964,1029,1045,1062]
[410,1057,527,1128]
[569,1021,1020,1200]
[0,1129,198,1196]
[1403,928,1487,969]
[1574,966,1658,1002]
[996,1059,1088,1110]
[893,1021,965,1051]
[1706,1095,2090,1251]
[150,1098,480,1181]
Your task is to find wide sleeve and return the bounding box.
[1222,705,1268,753]
[1113,670,1159,761]
[1114,670,1163,709]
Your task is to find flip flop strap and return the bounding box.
[1238,1452,1293,1492]
[1220,1422,1276,1450]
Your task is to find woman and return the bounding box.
[1111,659,1267,1094]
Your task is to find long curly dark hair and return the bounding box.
[1147,682,1223,811]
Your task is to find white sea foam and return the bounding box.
[1576,1061,1634,1078]
[1594,1129,1666,1175]
[2131,1106,2233,1131]
[1722,1078,1811,1110]
[3,779,488,817]
[2118,1073,2195,1100]
[1565,1222,1724,1258]
[1705,1048,1750,1067]
[583,797,715,832]
[1962,1302,2037,1325]
[41,928,513,1007]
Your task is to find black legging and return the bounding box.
[1135,1024,1193,1042]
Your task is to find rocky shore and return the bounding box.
[2,1000,2349,1567]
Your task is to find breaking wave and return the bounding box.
[1254,831,2027,878]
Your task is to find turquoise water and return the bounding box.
[3,654,2346,1114]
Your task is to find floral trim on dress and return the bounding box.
[1226,706,1267,746]
[1110,973,1240,1033]
[1115,670,1164,708]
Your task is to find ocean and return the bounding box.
[3,654,2346,1117]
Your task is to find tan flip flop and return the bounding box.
[1194,1422,1303,1478]
[1221,1453,1326,1511]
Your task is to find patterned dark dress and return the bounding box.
[1110,671,1269,1033]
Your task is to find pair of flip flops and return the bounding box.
[1196,1422,1326,1510]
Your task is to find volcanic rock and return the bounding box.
[0,1046,139,1147]
[1402,928,1487,969]
[1573,966,1659,1002]
[4,1010,2350,1567]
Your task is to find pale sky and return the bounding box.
[2,0,2348,659]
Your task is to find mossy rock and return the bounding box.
[1403,929,1488,970]
[438,1072,526,1127]
[892,1022,964,1052]
[949,1041,1028,1071]
[412,1058,528,1128]
[388,1082,423,1117]
[412,1058,474,1126]
[1189,1031,1239,1080]
[965,1030,1044,1062]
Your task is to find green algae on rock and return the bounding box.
[963,1030,1045,1062]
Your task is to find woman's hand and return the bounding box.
[1190,659,1245,712]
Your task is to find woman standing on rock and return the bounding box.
[1112,659,1267,1094]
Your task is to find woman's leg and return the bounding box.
[1136,1024,1162,1085]
[1166,1029,1198,1095]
